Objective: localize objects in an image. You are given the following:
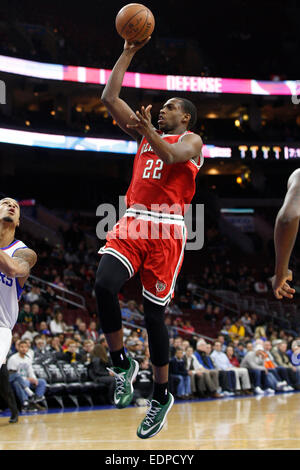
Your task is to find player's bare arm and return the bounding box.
[127,105,203,164]
[101,38,151,142]
[0,248,37,284]
[271,168,300,299]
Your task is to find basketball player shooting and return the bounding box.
[95,37,203,439]
[0,198,37,368]
[271,169,300,299]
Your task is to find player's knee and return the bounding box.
[94,268,118,297]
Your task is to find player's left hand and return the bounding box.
[271,269,295,299]
[127,105,153,135]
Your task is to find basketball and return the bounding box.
[115,3,155,43]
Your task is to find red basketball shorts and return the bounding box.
[99,207,187,306]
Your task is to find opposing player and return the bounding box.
[95,38,203,439]
[0,197,37,368]
[271,169,300,299]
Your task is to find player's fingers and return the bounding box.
[126,123,140,129]
[145,105,152,117]
[279,286,293,299]
[283,283,295,293]
[136,110,144,121]
[140,107,147,119]
[273,288,283,299]
[130,113,140,122]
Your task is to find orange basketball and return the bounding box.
[115,3,155,42]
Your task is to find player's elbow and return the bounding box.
[5,266,18,278]
[101,92,115,106]
[277,212,300,225]
[162,153,175,165]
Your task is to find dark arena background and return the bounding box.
[0,0,300,455]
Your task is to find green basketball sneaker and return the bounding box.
[107,357,139,409]
[137,392,174,439]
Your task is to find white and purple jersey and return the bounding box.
[0,240,28,330]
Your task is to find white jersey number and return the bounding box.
[142,159,164,180]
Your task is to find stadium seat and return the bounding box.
[43,363,67,408]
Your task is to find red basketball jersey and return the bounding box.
[125,131,203,215]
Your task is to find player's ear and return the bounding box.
[182,113,191,127]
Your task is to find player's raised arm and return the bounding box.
[271,169,300,299]
[0,248,37,282]
[127,104,203,165]
[101,38,151,143]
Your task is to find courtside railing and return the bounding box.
[28,274,86,310]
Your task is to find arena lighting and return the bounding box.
[0,55,299,96]
[0,127,230,157]
[238,145,300,160]
[0,127,299,160]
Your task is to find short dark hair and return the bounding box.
[174,97,198,130]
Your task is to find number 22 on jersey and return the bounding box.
[142,159,164,180]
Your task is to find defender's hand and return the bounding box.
[271,269,295,299]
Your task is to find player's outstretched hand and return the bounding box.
[127,105,153,135]
[124,37,151,53]
[271,269,295,299]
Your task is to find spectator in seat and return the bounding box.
[33,337,53,365]
[169,336,183,357]
[24,284,41,304]
[181,340,191,352]
[31,303,47,325]
[87,320,99,342]
[125,339,139,359]
[56,340,84,363]
[134,340,146,362]
[211,341,252,395]
[182,320,195,335]
[89,344,115,404]
[194,340,234,396]
[254,326,267,341]
[7,340,47,408]
[254,281,268,294]
[121,300,143,323]
[191,299,205,310]
[241,344,281,394]
[38,321,51,337]
[226,345,240,368]
[50,311,68,335]
[229,318,245,341]
[77,321,89,342]
[169,348,192,399]
[204,303,214,322]
[17,302,34,324]
[262,341,293,391]
[21,322,39,344]
[165,316,178,339]
[272,340,300,390]
[185,346,222,398]
[235,342,247,362]
[82,339,95,365]
[8,333,20,356]
[216,334,227,352]
[226,345,253,394]
[133,358,153,406]
[41,285,58,308]
[48,336,63,355]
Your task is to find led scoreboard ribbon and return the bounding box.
[0,55,299,96]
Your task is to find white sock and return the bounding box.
[24,387,34,397]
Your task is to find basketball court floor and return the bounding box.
[1,392,300,450]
